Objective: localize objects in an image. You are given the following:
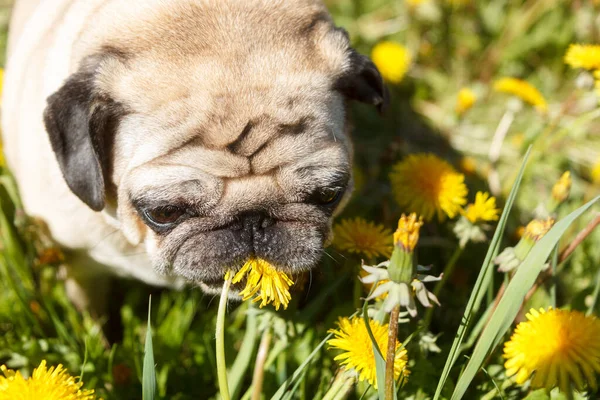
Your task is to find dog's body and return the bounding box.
[3,0,386,307]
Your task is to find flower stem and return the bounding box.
[422,246,464,330]
[216,273,232,400]
[251,327,272,400]
[385,306,400,400]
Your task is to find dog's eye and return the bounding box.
[312,187,344,205]
[144,205,185,226]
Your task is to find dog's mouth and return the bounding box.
[197,257,299,293]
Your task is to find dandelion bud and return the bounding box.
[388,214,422,283]
[393,213,423,252]
[549,171,571,210]
[455,88,477,115]
[496,218,555,273]
[461,192,500,224]
[522,218,555,242]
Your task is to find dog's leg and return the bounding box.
[64,271,110,316]
[61,252,112,317]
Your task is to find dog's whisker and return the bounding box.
[326,248,349,261]
[304,269,313,301]
[322,249,342,265]
[89,228,121,250]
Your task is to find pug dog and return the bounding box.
[2,0,387,310]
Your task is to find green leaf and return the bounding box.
[433,147,532,400]
[451,195,600,400]
[143,296,156,400]
[362,301,396,400]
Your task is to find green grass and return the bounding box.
[1,1,600,399]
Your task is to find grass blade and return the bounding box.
[229,303,259,399]
[270,310,359,400]
[433,147,532,400]
[270,333,333,400]
[143,296,156,400]
[451,195,600,399]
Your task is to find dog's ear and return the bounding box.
[335,49,389,113]
[43,58,122,211]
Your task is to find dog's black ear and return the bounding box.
[335,50,389,113]
[43,62,121,211]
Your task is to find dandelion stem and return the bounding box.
[385,305,400,400]
[216,273,232,400]
[251,327,272,400]
[423,246,464,330]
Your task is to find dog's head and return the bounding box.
[43,0,387,290]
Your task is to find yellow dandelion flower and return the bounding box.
[0,360,95,400]
[447,0,470,6]
[461,192,500,223]
[551,171,572,204]
[494,77,547,112]
[564,44,600,70]
[371,41,412,84]
[328,316,409,388]
[232,257,294,310]
[455,88,477,115]
[332,218,393,259]
[504,308,600,392]
[592,159,600,184]
[390,153,468,221]
[523,218,554,242]
[0,140,4,168]
[406,0,427,7]
[393,213,423,252]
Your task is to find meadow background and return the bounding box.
[1,0,599,399]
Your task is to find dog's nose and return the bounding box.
[240,212,275,234]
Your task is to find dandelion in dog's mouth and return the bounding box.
[230,257,294,310]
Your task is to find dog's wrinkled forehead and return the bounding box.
[114,79,349,178]
[95,13,353,180]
